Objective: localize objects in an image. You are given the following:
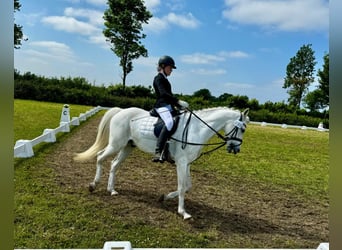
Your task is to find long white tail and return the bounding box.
[73,107,122,162]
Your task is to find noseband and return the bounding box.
[224,113,247,146]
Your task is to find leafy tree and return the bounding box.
[317,52,329,107]
[217,92,233,102]
[227,95,249,109]
[304,90,324,112]
[247,98,260,110]
[283,44,317,110]
[14,0,26,49]
[193,88,214,101]
[103,0,152,90]
[303,53,329,111]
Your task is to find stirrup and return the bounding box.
[152,152,163,163]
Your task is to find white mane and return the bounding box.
[193,106,238,117]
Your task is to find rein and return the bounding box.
[170,108,245,157]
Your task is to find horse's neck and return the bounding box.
[190,108,238,141]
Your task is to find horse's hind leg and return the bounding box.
[89,145,116,192]
[107,144,133,195]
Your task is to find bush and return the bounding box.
[249,109,329,128]
[13,70,329,128]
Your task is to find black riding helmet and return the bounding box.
[158,55,176,69]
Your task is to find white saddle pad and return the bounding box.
[131,116,159,138]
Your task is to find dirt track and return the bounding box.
[48,115,329,248]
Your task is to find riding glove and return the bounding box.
[177,100,189,109]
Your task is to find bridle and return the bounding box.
[225,115,247,146]
[170,108,247,158]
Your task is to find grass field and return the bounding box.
[14,99,95,143]
[14,100,329,249]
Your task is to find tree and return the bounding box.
[103,0,152,90]
[193,88,214,101]
[14,0,25,49]
[303,53,329,111]
[303,90,324,112]
[316,52,329,108]
[227,95,249,109]
[283,44,317,110]
[217,92,233,102]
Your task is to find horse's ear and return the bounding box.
[242,108,250,123]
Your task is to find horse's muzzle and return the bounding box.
[227,143,240,154]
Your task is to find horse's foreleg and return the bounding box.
[164,166,191,200]
[185,165,192,192]
[176,162,192,220]
[107,145,133,195]
[164,191,179,200]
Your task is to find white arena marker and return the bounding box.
[103,241,132,250]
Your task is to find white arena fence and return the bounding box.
[14,240,329,250]
[13,105,328,158]
[14,104,110,158]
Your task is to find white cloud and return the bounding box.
[166,0,185,12]
[42,8,106,47]
[42,16,99,35]
[224,81,254,89]
[190,68,227,75]
[180,51,250,65]
[144,0,161,12]
[64,7,104,26]
[88,34,108,48]
[144,12,200,32]
[85,0,106,6]
[64,0,81,4]
[165,12,200,29]
[24,41,77,63]
[144,16,169,32]
[181,53,225,65]
[135,56,160,67]
[223,0,329,32]
[218,50,250,58]
[18,12,44,27]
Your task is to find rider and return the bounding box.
[152,55,189,162]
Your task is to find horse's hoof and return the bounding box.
[183,213,192,220]
[111,190,119,196]
[158,194,165,202]
[179,210,192,220]
[89,183,96,192]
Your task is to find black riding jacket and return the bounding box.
[153,72,179,109]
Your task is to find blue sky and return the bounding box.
[14,0,329,104]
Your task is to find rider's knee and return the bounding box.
[165,119,174,131]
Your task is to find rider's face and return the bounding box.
[164,65,173,76]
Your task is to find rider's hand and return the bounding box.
[177,100,189,109]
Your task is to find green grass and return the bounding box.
[14,100,329,249]
[14,99,95,143]
[199,125,329,203]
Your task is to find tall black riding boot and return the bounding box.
[152,126,170,162]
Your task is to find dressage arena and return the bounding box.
[14,110,329,249]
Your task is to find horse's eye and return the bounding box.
[241,124,246,132]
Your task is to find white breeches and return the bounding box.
[156,106,174,131]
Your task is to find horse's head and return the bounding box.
[224,108,249,154]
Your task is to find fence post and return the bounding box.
[14,139,34,158]
[43,129,56,142]
[317,122,325,131]
[60,104,70,132]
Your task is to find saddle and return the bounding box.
[149,108,180,138]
